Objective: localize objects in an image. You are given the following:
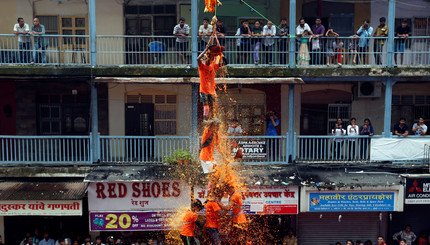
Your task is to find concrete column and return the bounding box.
[386,0,396,67]
[191,0,198,68]
[89,0,99,163]
[383,79,395,137]
[288,84,295,162]
[191,84,199,155]
[0,216,4,243]
[289,0,296,68]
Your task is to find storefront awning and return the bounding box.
[0,182,87,200]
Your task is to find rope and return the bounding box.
[239,0,282,31]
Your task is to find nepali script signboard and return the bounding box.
[90,211,174,231]
[194,186,298,214]
[88,181,191,212]
[0,200,82,216]
[309,192,395,212]
[405,178,430,204]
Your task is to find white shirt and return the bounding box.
[173,24,190,43]
[347,125,359,141]
[199,24,213,43]
[262,25,277,46]
[332,128,346,143]
[235,28,241,46]
[296,23,311,35]
[413,123,427,135]
[13,23,30,42]
[227,125,243,135]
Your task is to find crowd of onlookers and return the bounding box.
[173,16,413,66]
[9,230,168,245]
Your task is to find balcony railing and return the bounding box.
[1,34,430,66]
[1,134,429,164]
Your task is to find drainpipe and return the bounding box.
[288,84,295,162]
[89,0,99,163]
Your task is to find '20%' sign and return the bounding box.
[90,212,173,231]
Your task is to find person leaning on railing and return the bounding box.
[359,118,374,159]
[373,17,388,65]
[331,117,346,159]
[412,116,427,136]
[13,17,31,63]
[30,17,47,64]
[356,19,374,65]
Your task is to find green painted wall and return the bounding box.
[198,0,281,35]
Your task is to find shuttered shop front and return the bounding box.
[298,212,385,245]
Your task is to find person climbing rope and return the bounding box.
[199,118,221,173]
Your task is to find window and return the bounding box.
[327,104,351,134]
[124,4,176,35]
[61,16,87,45]
[39,105,61,135]
[392,94,430,122]
[126,94,177,135]
[35,15,59,34]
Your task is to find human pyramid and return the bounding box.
[179,2,248,245]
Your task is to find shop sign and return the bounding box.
[309,192,395,212]
[194,186,298,214]
[231,140,267,160]
[0,200,82,216]
[90,211,173,231]
[406,178,430,204]
[88,181,191,211]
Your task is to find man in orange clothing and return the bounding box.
[180,199,204,245]
[218,184,247,245]
[197,45,220,120]
[200,118,221,174]
[205,188,224,245]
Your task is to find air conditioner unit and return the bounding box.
[357,82,382,98]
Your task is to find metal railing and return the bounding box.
[0,135,91,164]
[0,34,90,65]
[99,135,191,163]
[2,34,430,66]
[1,134,429,164]
[295,135,382,162]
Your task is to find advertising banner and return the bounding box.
[0,200,82,216]
[231,139,267,160]
[370,138,428,161]
[88,181,191,211]
[90,211,173,231]
[309,192,395,212]
[406,178,430,204]
[194,186,298,214]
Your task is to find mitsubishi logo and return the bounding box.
[408,180,423,193]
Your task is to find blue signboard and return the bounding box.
[309,192,395,212]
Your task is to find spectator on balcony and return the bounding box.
[251,20,263,65]
[332,117,346,159]
[297,30,311,65]
[348,35,359,65]
[394,20,411,65]
[333,37,344,67]
[173,17,190,64]
[30,17,47,64]
[263,21,276,65]
[199,18,213,52]
[278,17,289,65]
[347,117,359,160]
[412,116,427,136]
[227,119,243,136]
[359,118,374,159]
[296,17,313,38]
[356,19,373,65]
[13,17,31,63]
[265,111,279,136]
[239,20,252,64]
[311,17,326,65]
[215,18,226,46]
[394,117,409,137]
[373,17,388,65]
[282,228,298,245]
[325,28,339,66]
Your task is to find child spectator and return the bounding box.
[333,37,344,67]
[325,29,339,66]
[348,35,359,65]
[297,30,311,65]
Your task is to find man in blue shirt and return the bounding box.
[39,232,55,245]
[30,18,47,64]
[265,111,279,136]
[356,19,373,64]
